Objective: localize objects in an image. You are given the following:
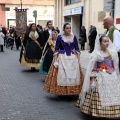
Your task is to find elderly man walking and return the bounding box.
[103,16,120,71]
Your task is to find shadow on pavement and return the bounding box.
[46,95,79,102]
[21,69,39,72]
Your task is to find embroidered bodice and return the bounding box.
[93,57,115,74]
[54,35,80,56]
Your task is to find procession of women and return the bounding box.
[19,16,120,119]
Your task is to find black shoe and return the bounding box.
[89,50,92,53]
[31,67,36,71]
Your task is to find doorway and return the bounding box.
[7,19,16,29]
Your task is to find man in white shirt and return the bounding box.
[103,16,120,71]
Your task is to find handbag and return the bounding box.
[79,37,84,44]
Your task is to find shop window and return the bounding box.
[65,0,81,5]
[64,16,71,23]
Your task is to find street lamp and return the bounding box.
[33,10,37,24]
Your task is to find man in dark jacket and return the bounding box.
[40,21,54,48]
[14,30,21,50]
[89,26,97,53]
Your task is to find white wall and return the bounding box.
[114,0,120,29]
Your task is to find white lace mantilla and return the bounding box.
[57,53,80,86]
[97,71,120,106]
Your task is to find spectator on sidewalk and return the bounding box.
[0,28,5,52]
[89,26,97,53]
[88,25,93,52]
[80,26,87,50]
[2,26,7,46]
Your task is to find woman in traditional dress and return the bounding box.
[19,23,42,70]
[76,35,120,119]
[39,30,58,75]
[43,23,84,95]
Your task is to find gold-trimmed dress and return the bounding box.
[39,38,56,74]
[19,31,42,68]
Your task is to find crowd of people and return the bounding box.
[0,25,21,51]
[79,25,97,53]
[1,15,120,119]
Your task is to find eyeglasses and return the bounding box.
[48,24,52,25]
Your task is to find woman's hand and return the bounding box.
[53,54,59,68]
[90,77,97,89]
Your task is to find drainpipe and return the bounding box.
[112,0,115,18]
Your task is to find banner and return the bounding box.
[15,9,27,36]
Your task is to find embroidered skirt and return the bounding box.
[19,41,42,68]
[43,62,84,95]
[20,54,40,68]
[80,88,120,119]
[24,41,42,63]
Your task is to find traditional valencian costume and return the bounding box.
[76,35,120,119]
[43,25,84,95]
[39,31,57,75]
[19,27,42,68]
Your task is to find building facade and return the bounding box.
[114,0,120,30]
[54,0,111,48]
[0,0,54,28]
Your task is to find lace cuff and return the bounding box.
[53,51,59,56]
[76,50,81,54]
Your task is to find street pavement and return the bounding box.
[0,47,104,120]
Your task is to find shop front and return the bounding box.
[5,5,54,28]
[63,6,83,39]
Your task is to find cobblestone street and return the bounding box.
[0,48,103,120]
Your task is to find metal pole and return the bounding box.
[35,17,36,24]
[20,0,22,10]
[112,0,115,18]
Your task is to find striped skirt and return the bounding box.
[77,88,120,119]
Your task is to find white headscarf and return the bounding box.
[79,34,119,108]
[59,23,74,36]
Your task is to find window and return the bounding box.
[65,0,81,5]
[64,16,71,23]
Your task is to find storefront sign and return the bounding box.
[63,6,83,16]
[116,18,120,24]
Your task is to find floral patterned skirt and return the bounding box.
[43,62,84,95]
[78,88,120,119]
